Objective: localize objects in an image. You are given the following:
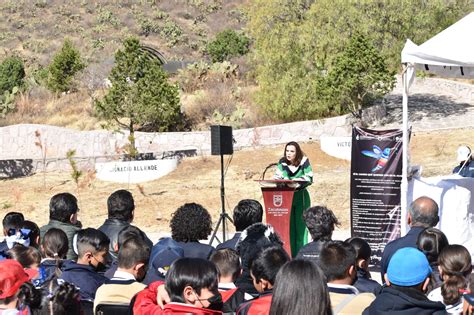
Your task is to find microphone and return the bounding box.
[261,163,278,180]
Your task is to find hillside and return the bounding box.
[0,0,255,130]
[0,0,245,66]
[1,1,472,132]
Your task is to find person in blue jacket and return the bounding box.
[453,145,474,177]
[60,228,109,301]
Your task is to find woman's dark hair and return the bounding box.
[270,260,331,315]
[170,203,212,242]
[303,206,340,241]
[17,282,43,313]
[165,258,219,303]
[42,228,68,259]
[417,227,449,265]
[42,228,68,277]
[21,220,40,249]
[35,282,81,315]
[8,245,42,268]
[107,189,135,222]
[439,244,472,305]
[283,141,304,166]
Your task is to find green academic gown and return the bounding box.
[274,156,313,257]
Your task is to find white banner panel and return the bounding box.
[408,175,474,260]
[95,159,178,184]
[320,135,351,160]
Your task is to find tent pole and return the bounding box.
[401,64,410,236]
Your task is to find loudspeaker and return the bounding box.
[211,125,233,155]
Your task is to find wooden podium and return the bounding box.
[256,180,308,256]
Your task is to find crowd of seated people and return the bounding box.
[2,191,474,315]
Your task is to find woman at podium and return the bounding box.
[274,141,313,256]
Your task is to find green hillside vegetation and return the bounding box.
[0,0,471,131]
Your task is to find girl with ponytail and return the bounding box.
[428,244,472,313]
[36,228,69,287]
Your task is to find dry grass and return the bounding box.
[1,128,472,235]
[179,61,257,129]
[2,89,101,130]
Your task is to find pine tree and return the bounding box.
[47,39,85,93]
[95,37,181,157]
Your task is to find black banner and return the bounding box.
[350,126,403,267]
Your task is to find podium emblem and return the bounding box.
[273,194,283,207]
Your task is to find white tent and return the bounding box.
[399,12,474,235]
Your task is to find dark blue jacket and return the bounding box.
[59,261,107,301]
[380,226,425,281]
[216,232,241,251]
[453,161,474,177]
[40,259,59,278]
[104,260,118,279]
[295,239,326,263]
[354,268,382,296]
[362,286,447,315]
[34,258,71,287]
[0,240,8,257]
[177,241,215,260]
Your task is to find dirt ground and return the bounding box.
[0,128,473,236]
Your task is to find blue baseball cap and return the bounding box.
[143,237,184,284]
[387,247,432,286]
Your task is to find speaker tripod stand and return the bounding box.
[209,153,233,245]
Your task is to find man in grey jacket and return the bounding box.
[40,192,82,260]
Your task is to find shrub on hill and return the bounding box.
[47,39,85,93]
[323,33,396,118]
[0,56,25,94]
[207,29,250,62]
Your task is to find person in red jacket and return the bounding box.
[237,246,289,315]
[133,258,223,314]
[210,248,248,312]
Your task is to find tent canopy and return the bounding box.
[399,12,474,236]
[402,12,474,78]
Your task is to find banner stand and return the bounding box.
[350,127,403,267]
[256,180,307,256]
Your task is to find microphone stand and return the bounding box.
[261,163,278,180]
